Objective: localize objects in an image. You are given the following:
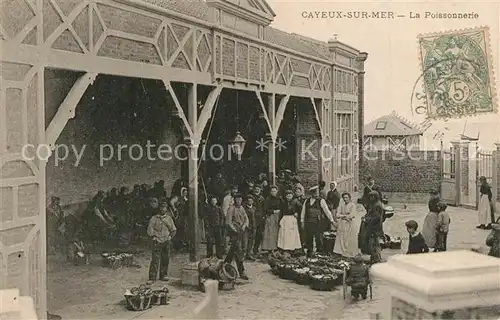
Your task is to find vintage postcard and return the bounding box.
[0,0,499,319]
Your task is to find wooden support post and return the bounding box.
[268,93,276,185]
[195,85,223,144]
[45,72,97,148]
[273,94,290,137]
[187,83,199,262]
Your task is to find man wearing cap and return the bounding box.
[300,186,335,257]
[251,185,266,255]
[221,186,237,252]
[147,198,177,283]
[243,195,257,260]
[225,193,250,280]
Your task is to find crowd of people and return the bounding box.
[46,170,500,286]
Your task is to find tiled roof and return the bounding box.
[364,111,424,137]
[139,0,331,60]
[140,0,210,20]
[263,28,330,60]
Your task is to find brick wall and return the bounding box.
[361,150,442,198]
[45,72,181,206]
[296,103,320,188]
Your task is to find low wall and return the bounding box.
[361,150,442,203]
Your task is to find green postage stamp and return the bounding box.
[417,27,497,120]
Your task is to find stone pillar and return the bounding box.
[494,142,500,213]
[356,53,368,171]
[460,141,470,196]
[451,141,462,206]
[370,251,500,319]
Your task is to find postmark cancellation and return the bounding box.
[416,27,497,120]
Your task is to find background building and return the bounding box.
[364,111,423,151]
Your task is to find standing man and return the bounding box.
[300,186,335,257]
[251,185,266,255]
[46,196,65,254]
[326,182,341,212]
[147,199,177,283]
[364,191,384,264]
[221,186,237,253]
[244,195,256,260]
[362,176,382,210]
[225,193,250,280]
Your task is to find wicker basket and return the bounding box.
[281,264,299,281]
[218,263,238,282]
[218,281,235,291]
[310,274,339,291]
[208,258,224,276]
[295,269,311,285]
[198,259,211,278]
[389,238,402,250]
[124,285,153,311]
[322,232,336,254]
[151,288,169,306]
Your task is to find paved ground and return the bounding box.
[47,203,493,319]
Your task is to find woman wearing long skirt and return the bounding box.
[334,192,361,257]
[477,176,494,230]
[262,186,282,251]
[277,190,302,251]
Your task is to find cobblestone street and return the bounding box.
[47,204,493,319]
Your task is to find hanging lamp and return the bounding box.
[229,91,246,157]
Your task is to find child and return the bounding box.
[147,198,177,283]
[486,217,500,258]
[435,203,450,252]
[421,191,440,250]
[244,195,257,261]
[346,254,370,300]
[204,195,224,259]
[405,220,429,254]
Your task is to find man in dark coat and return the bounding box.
[326,181,341,212]
[362,177,382,210]
[251,185,266,255]
[203,195,224,258]
[363,191,384,264]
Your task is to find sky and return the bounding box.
[266,0,500,149]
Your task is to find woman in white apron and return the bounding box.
[477,176,494,229]
[277,190,302,251]
[334,192,361,257]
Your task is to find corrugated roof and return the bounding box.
[365,111,424,136]
[139,0,331,60]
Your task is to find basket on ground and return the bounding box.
[310,274,339,291]
[218,281,236,291]
[151,287,169,305]
[124,285,153,311]
[218,263,238,282]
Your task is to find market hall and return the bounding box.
[0,0,367,316]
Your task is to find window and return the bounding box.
[336,113,352,176]
[375,121,387,130]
